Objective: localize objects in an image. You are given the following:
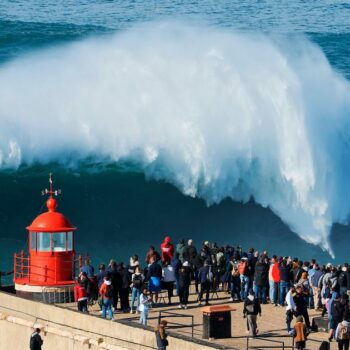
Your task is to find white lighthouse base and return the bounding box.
[15,283,74,304]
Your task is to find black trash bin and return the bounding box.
[202,305,235,339]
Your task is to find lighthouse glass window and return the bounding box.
[52,232,66,252]
[37,232,51,251]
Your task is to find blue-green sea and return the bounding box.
[1,1,350,278]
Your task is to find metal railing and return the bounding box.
[13,251,88,284]
[157,310,195,338]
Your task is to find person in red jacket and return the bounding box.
[161,236,174,264]
[74,279,88,312]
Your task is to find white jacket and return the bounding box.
[285,290,296,311]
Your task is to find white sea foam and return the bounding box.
[0,22,350,254]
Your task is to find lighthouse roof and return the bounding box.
[27,197,76,232]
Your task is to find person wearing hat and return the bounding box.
[178,261,191,309]
[155,320,169,350]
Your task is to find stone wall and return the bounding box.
[0,292,221,350]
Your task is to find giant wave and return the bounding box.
[0,22,350,255]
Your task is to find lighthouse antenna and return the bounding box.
[41,173,61,198]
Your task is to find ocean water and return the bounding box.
[0,1,350,276]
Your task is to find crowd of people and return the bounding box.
[73,237,350,350]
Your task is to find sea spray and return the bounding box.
[0,22,350,255]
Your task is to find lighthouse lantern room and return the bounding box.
[14,174,79,302]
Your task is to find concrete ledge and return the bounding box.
[0,291,224,350]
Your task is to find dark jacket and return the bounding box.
[185,245,198,263]
[147,262,162,279]
[331,299,345,323]
[170,256,182,277]
[178,268,191,288]
[198,265,211,284]
[338,271,347,288]
[155,329,168,348]
[30,332,43,350]
[119,267,130,289]
[279,265,292,282]
[254,262,269,287]
[96,270,108,288]
[244,297,261,316]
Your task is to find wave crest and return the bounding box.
[1,22,350,254]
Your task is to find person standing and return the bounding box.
[295,285,311,330]
[130,266,144,313]
[309,264,323,310]
[139,288,151,326]
[162,262,175,305]
[293,316,309,350]
[80,258,94,278]
[279,259,291,306]
[118,262,131,312]
[243,290,261,337]
[335,320,350,350]
[74,278,88,312]
[99,276,114,321]
[147,256,162,304]
[285,285,297,333]
[176,239,186,263]
[198,260,212,306]
[155,320,169,350]
[254,257,269,304]
[330,292,345,342]
[178,261,191,309]
[30,328,43,350]
[160,237,174,264]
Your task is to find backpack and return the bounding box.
[104,284,113,298]
[133,274,143,289]
[238,261,248,275]
[206,267,213,282]
[339,325,349,340]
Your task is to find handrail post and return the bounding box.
[13,253,17,282]
[28,255,31,283]
[20,250,24,278]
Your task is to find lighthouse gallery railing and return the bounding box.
[14,251,88,284]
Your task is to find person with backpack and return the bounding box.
[243,290,261,337]
[30,328,43,350]
[230,263,241,302]
[99,276,115,321]
[130,266,144,314]
[239,256,251,300]
[335,320,350,350]
[198,260,212,306]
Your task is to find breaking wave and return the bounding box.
[0,22,350,255]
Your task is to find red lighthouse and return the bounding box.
[14,174,79,302]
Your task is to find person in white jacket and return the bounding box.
[285,285,297,334]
